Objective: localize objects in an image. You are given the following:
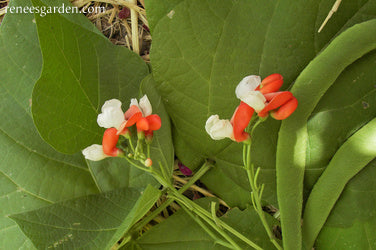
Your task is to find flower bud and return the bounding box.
[145,158,153,167]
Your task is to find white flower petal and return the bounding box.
[130,98,139,108]
[97,99,125,129]
[240,91,266,112]
[205,115,233,140]
[82,144,108,161]
[139,95,152,116]
[235,75,261,99]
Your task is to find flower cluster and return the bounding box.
[82,95,161,163]
[206,74,298,142]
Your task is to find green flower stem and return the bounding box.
[174,191,263,250]
[180,205,234,249]
[147,143,150,158]
[146,164,262,249]
[115,235,132,249]
[177,200,242,250]
[134,137,144,159]
[126,135,135,153]
[244,143,282,250]
[132,161,213,232]
[121,156,152,173]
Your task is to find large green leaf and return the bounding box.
[10,185,161,249]
[148,0,376,211]
[141,75,175,181]
[0,0,100,248]
[150,0,373,160]
[129,198,278,249]
[31,0,149,154]
[144,0,183,32]
[315,160,376,249]
[87,157,157,192]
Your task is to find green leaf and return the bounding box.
[31,0,149,154]
[0,0,99,247]
[141,75,174,181]
[131,198,278,249]
[315,160,376,249]
[302,119,376,249]
[316,218,376,250]
[86,157,157,192]
[10,185,161,249]
[144,0,183,32]
[148,0,376,211]
[277,19,376,249]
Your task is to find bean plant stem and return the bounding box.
[132,162,213,232]
[127,136,135,153]
[179,205,234,249]
[244,143,283,250]
[121,156,151,173]
[157,176,263,250]
[177,200,242,250]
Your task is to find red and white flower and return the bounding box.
[205,73,298,143]
[83,95,161,161]
[118,95,161,138]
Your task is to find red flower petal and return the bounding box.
[146,114,162,131]
[136,117,149,131]
[271,97,298,120]
[124,105,142,127]
[257,73,283,94]
[102,128,120,156]
[258,91,293,117]
[231,101,254,142]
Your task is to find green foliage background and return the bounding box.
[0,0,375,249]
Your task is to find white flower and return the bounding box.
[82,144,108,161]
[205,115,233,140]
[130,95,152,117]
[235,75,266,112]
[97,99,125,129]
[139,95,152,116]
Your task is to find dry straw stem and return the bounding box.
[172,175,230,208]
[0,0,9,20]
[72,0,151,58]
[318,0,342,32]
[130,0,139,54]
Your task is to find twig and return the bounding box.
[130,0,139,54]
[172,175,230,208]
[318,0,342,33]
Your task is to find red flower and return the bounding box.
[256,73,284,94]
[257,91,298,120]
[102,128,122,157]
[230,101,254,142]
[237,73,298,120]
[118,95,161,137]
